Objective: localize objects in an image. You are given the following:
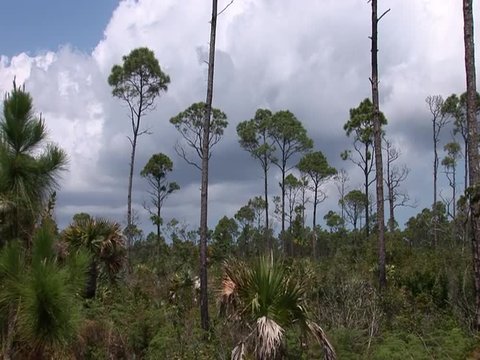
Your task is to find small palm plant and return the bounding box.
[219,256,336,360]
[62,215,126,299]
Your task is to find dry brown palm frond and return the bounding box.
[255,316,284,360]
[221,274,236,299]
[307,320,337,360]
[231,341,246,360]
[219,274,237,316]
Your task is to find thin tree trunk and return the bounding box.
[84,260,98,299]
[433,111,438,248]
[281,162,287,254]
[371,0,387,290]
[264,161,270,251]
[465,139,469,247]
[313,186,318,258]
[353,204,358,231]
[156,181,161,241]
[453,168,457,219]
[127,131,138,252]
[365,146,370,237]
[465,139,469,192]
[386,147,395,232]
[388,184,395,232]
[199,0,218,332]
[463,0,480,330]
[157,189,161,257]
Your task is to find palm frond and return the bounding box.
[220,256,336,359]
[62,216,126,283]
[231,341,246,360]
[255,316,284,359]
[307,320,337,360]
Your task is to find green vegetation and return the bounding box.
[1,5,479,358]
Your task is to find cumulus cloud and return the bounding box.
[0,0,478,232]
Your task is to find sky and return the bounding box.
[0,0,478,236]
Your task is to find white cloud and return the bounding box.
[0,0,478,231]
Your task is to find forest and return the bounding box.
[0,0,480,359]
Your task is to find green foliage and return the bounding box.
[2,77,478,360]
[220,256,336,359]
[141,153,173,178]
[0,223,88,357]
[108,47,170,108]
[211,216,238,261]
[170,102,228,166]
[298,151,337,183]
[62,216,126,298]
[234,198,269,256]
[442,92,480,139]
[268,110,313,168]
[340,189,367,230]
[372,328,473,360]
[404,202,450,246]
[0,82,67,244]
[324,210,344,232]
[237,108,276,165]
[141,153,179,236]
[344,98,387,144]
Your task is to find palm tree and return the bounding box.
[0,222,89,359]
[0,81,67,246]
[62,215,126,299]
[219,256,336,360]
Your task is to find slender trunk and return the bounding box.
[199,0,218,332]
[386,148,395,232]
[157,190,161,257]
[365,145,370,237]
[353,204,358,231]
[371,0,386,290]
[127,133,138,247]
[281,160,287,254]
[313,185,318,258]
[463,0,480,330]
[264,162,270,251]
[453,167,456,219]
[433,112,438,247]
[340,182,345,223]
[465,138,469,192]
[157,181,161,242]
[84,260,98,299]
[465,138,469,246]
[388,183,395,232]
[301,184,306,229]
[280,152,288,255]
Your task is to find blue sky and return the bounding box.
[0,0,118,56]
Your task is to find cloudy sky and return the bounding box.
[0,0,478,234]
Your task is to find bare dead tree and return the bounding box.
[384,140,414,232]
[426,95,449,247]
[370,0,389,290]
[199,0,218,331]
[463,0,480,330]
[335,168,350,224]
